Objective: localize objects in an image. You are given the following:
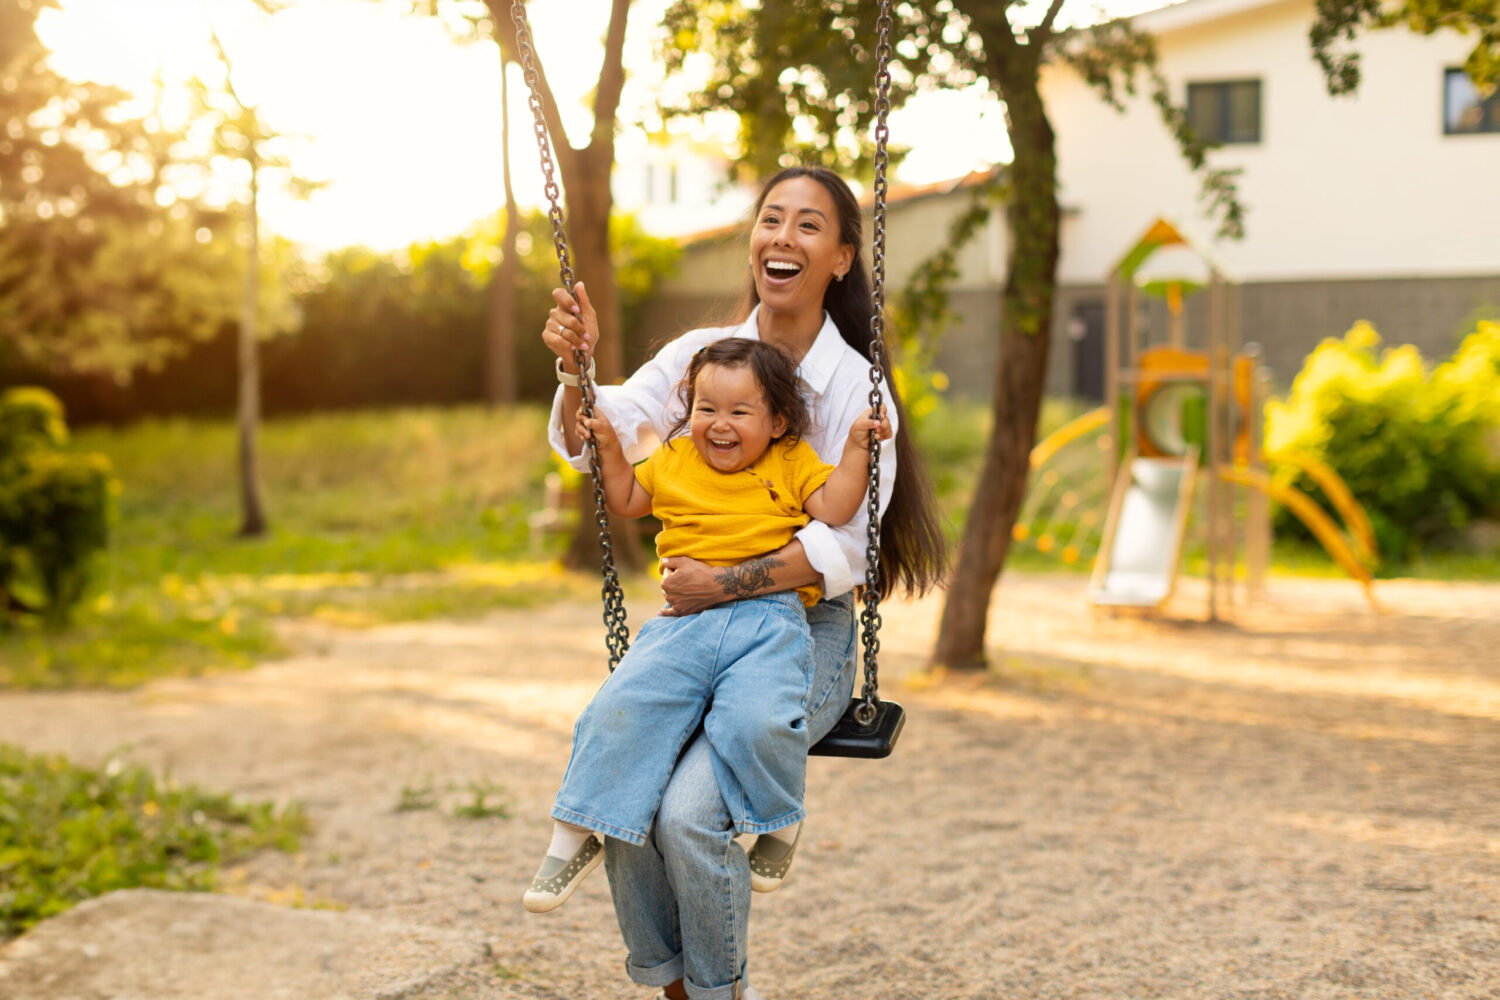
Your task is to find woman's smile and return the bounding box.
[761,257,804,288]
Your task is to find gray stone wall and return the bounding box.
[1044,274,1500,401]
[926,290,1003,399]
[632,273,1499,404]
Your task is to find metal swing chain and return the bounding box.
[855,0,895,727]
[510,0,631,670]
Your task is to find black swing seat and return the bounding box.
[809,698,904,759]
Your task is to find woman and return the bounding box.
[541,166,946,1000]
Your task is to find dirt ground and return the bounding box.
[2,571,1497,999]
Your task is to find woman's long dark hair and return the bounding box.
[741,166,948,599]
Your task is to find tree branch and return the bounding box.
[590,0,631,152]
[951,0,1017,78]
[1037,0,1068,41]
[204,23,246,113]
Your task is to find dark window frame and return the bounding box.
[1443,68,1500,135]
[1186,79,1263,145]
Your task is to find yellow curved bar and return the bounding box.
[1030,407,1111,469]
[1218,466,1380,613]
[1265,451,1378,568]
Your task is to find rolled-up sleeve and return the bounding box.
[796,420,898,599]
[546,338,692,470]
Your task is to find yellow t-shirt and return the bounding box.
[635,437,836,606]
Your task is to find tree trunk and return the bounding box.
[564,143,624,386]
[933,59,1060,670]
[486,0,641,572]
[237,152,267,538]
[486,52,519,406]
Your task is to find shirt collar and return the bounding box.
[734,305,846,396]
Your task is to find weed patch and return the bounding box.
[0,744,307,939]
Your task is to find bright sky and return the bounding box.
[38,0,1159,253]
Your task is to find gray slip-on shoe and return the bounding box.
[747,825,800,893]
[522,833,603,913]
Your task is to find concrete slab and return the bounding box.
[0,889,489,1000]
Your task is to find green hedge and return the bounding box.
[0,388,117,625]
[1266,320,1500,562]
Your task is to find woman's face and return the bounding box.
[749,176,854,319]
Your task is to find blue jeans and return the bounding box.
[602,592,857,1000]
[554,591,816,846]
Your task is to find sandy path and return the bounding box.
[2,572,1497,999]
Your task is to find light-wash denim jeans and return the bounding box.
[554,590,816,846]
[603,592,857,1000]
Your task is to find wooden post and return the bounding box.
[1106,276,1122,485]
[1246,357,1272,604]
[1205,272,1222,621]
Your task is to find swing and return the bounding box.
[509,0,903,759]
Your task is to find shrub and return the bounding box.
[1435,319,1500,428]
[0,387,68,468]
[1265,321,1500,562]
[0,389,117,625]
[1,453,115,625]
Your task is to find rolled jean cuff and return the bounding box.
[685,976,751,1000]
[549,805,649,847]
[735,806,805,837]
[625,951,684,988]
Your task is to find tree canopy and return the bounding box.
[1312,0,1499,95]
[0,0,246,379]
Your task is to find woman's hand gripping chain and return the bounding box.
[542,282,599,368]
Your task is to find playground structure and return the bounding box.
[1013,219,1379,618]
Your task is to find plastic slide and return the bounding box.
[1088,454,1198,609]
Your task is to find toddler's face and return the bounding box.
[688,362,787,474]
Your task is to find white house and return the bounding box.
[1042,0,1500,394]
[611,139,755,239]
[635,0,1497,401]
[632,171,1011,398]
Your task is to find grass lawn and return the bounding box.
[1,405,606,688]
[4,398,1492,690]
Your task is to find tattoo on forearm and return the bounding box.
[715,555,784,598]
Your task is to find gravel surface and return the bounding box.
[1,572,1496,999]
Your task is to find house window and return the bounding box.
[1186,80,1262,144]
[1444,68,1500,134]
